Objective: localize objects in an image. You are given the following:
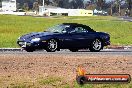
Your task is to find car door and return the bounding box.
[57,27,85,48]
[70,26,96,48]
[56,26,77,48]
[69,27,86,48]
[58,26,96,48]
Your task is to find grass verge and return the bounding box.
[1,76,132,88]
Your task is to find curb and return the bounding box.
[105,46,132,50]
[0,48,22,51]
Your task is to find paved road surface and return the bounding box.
[0,49,131,55]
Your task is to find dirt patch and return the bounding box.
[0,54,131,87]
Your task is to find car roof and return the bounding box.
[62,23,95,32]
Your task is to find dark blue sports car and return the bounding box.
[17,23,110,52]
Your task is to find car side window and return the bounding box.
[74,27,88,33]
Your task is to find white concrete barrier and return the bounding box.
[0,12,26,15]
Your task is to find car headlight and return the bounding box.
[31,38,40,42]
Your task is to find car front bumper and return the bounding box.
[17,41,47,49]
[104,40,110,46]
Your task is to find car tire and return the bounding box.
[46,39,58,52]
[89,39,103,52]
[69,49,78,52]
[25,48,34,52]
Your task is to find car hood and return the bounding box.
[20,32,54,40]
[97,32,109,36]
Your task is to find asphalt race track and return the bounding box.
[0,49,132,55]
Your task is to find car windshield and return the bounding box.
[46,24,70,33]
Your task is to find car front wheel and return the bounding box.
[89,39,103,52]
[46,39,58,52]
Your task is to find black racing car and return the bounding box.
[17,23,110,52]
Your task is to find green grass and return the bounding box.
[0,15,132,47]
[73,81,132,88]
[38,77,62,85]
[3,77,132,88]
[9,82,38,88]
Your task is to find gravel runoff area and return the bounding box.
[0,54,132,87]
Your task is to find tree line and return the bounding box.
[1,0,131,16]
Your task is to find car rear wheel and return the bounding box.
[69,49,78,52]
[89,39,103,52]
[46,39,58,52]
